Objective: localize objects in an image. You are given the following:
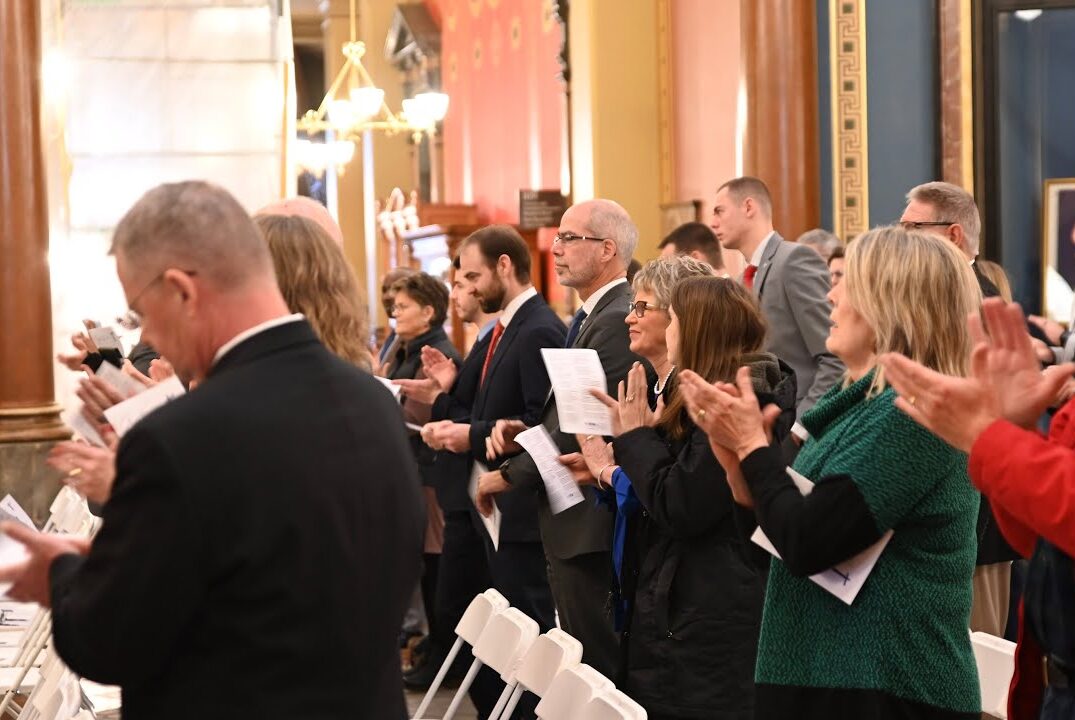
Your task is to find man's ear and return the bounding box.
[163,268,198,309]
[949,224,968,254]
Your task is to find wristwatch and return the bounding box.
[498,459,513,485]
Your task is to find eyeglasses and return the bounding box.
[900,220,953,231]
[122,268,197,329]
[553,232,609,246]
[628,300,667,318]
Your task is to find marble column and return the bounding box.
[740,0,821,241]
[0,0,68,521]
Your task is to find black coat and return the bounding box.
[389,325,462,481]
[610,359,796,719]
[49,320,425,720]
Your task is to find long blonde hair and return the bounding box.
[254,214,371,370]
[844,225,980,396]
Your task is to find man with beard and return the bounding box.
[423,226,564,716]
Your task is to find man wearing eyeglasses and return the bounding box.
[900,181,1003,298]
[476,199,645,679]
[0,181,425,720]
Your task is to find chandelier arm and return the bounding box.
[313,57,356,120]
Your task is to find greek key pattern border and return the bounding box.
[830,0,870,239]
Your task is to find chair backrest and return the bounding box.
[535,664,614,720]
[515,629,584,697]
[455,588,509,645]
[576,688,648,720]
[472,607,540,680]
[971,631,1015,719]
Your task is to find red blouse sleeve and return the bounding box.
[969,406,1075,558]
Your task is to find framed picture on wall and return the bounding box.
[660,200,704,238]
[1041,178,1075,322]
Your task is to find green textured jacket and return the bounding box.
[755,372,981,714]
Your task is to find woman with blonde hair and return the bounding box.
[680,226,982,719]
[254,214,371,370]
[560,273,796,719]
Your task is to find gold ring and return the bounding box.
[585,435,596,441]
[625,395,635,402]
[908,396,917,406]
[698,409,707,421]
[67,467,83,478]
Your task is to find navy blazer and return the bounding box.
[428,328,494,512]
[469,293,567,544]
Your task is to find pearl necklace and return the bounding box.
[654,365,676,396]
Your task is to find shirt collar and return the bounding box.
[748,230,777,267]
[500,286,538,329]
[212,313,305,366]
[582,277,628,316]
[476,316,499,341]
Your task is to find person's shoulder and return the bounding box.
[865,387,964,462]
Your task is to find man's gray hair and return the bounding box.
[632,256,714,309]
[110,181,275,289]
[796,229,842,260]
[586,199,638,270]
[907,181,982,256]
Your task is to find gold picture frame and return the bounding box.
[1041,177,1075,322]
[659,200,703,238]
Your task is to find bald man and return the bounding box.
[257,196,344,246]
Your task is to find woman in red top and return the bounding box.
[880,298,1075,720]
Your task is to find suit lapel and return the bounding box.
[753,232,783,299]
[473,295,542,417]
[573,281,629,348]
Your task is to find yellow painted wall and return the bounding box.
[570,0,663,263]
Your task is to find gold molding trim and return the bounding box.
[959,0,974,192]
[829,0,869,239]
[656,0,675,205]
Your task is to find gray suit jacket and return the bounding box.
[506,281,642,560]
[750,233,844,418]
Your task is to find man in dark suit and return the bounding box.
[475,200,643,678]
[900,180,1024,636]
[712,177,843,426]
[0,181,425,720]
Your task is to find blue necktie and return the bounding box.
[564,308,588,348]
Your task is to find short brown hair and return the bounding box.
[717,176,773,217]
[658,222,724,269]
[392,272,451,327]
[461,224,531,282]
[255,214,370,370]
[661,277,767,439]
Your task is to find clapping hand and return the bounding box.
[0,523,92,606]
[590,362,661,436]
[678,367,780,458]
[56,320,100,372]
[422,346,458,392]
[487,419,528,460]
[420,420,472,453]
[881,299,1075,451]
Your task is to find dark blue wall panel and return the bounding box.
[865,0,938,227]
[817,0,833,233]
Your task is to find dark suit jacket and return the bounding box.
[972,263,1021,565]
[49,320,426,720]
[467,294,567,543]
[507,281,644,559]
[429,328,494,512]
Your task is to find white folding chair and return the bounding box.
[971,631,1016,719]
[439,608,539,720]
[411,588,509,720]
[576,688,648,720]
[492,628,583,720]
[535,664,614,720]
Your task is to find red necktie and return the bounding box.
[480,322,505,386]
[743,264,758,290]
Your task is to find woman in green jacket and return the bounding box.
[680,226,982,720]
